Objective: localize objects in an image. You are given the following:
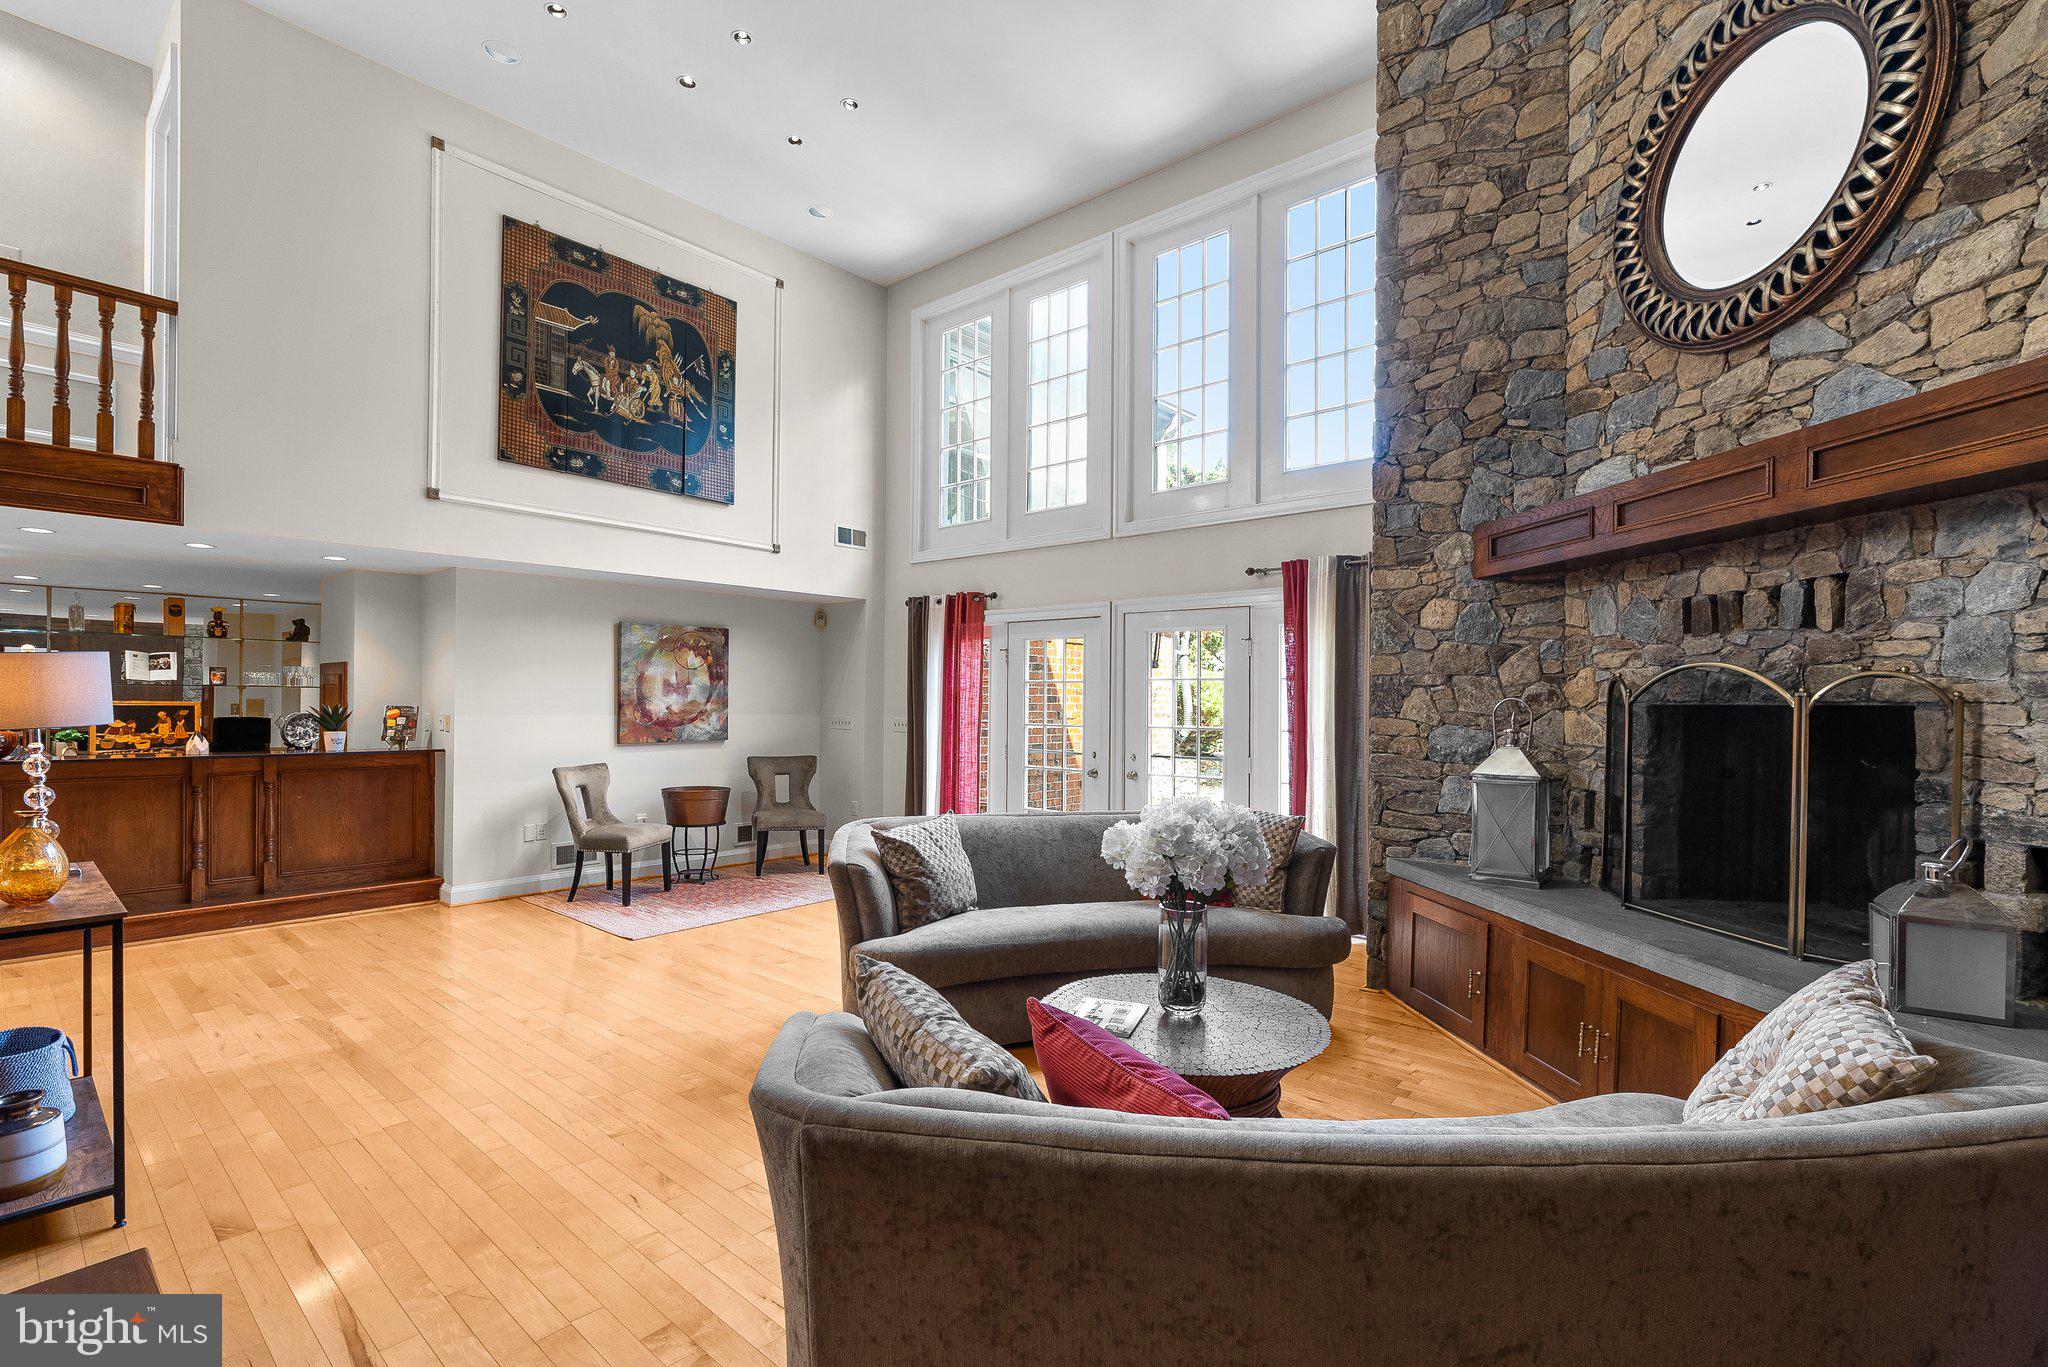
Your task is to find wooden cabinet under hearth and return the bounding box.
[1390,875,1753,1103]
[1387,881,1489,1047]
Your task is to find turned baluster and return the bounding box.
[51,285,72,448]
[5,273,22,441]
[95,297,115,452]
[138,306,158,460]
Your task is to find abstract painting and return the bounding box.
[499,217,738,504]
[618,622,729,744]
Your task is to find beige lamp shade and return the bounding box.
[0,651,115,730]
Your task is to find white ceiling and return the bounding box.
[5,0,1376,283]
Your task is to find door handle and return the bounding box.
[1576,1021,1588,1057]
[1466,968,1483,1000]
[1125,770,1139,781]
[1589,1030,1604,1066]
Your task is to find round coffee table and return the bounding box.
[1043,973,1331,1117]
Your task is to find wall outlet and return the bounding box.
[437,713,453,732]
[521,822,546,842]
[890,717,908,733]
[829,715,854,733]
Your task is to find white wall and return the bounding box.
[873,80,1379,814]
[0,11,148,286]
[169,0,886,605]
[320,570,425,748]
[391,568,833,902]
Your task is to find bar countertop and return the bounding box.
[1387,856,2048,1063]
[44,747,441,764]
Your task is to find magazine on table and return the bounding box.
[1070,996,1148,1037]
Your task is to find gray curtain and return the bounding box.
[904,596,929,815]
[1332,557,1369,940]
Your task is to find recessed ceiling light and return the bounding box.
[12,575,38,582]
[731,29,752,44]
[185,542,214,550]
[1752,181,1773,193]
[840,97,859,111]
[808,206,832,219]
[545,2,568,15]
[18,527,54,535]
[261,593,280,598]
[142,583,162,589]
[322,555,348,562]
[676,74,697,89]
[1745,217,1764,227]
[7,588,27,595]
[482,40,521,64]
[787,135,804,147]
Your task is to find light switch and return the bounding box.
[829,715,854,733]
[890,717,908,733]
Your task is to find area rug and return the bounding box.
[522,867,832,940]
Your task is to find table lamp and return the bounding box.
[0,651,113,906]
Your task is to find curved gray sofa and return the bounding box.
[826,812,1347,1044]
[752,1012,2048,1366]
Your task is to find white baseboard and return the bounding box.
[440,836,821,905]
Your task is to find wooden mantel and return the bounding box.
[1471,355,2048,579]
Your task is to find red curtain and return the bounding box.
[938,592,988,814]
[1282,559,1310,817]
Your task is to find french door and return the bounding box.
[991,618,1110,813]
[1120,607,1252,807]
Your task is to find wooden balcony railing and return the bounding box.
[2,259,183,525]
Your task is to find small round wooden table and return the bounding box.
[1043,973,1331,1117]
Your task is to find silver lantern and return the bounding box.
[1869,838,2018,1026]
[1469,696,1551,889]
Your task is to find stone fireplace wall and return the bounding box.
[1372,0,2048,980]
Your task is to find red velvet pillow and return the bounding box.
[1026,998,1230,1120]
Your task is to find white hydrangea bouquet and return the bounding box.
[1100,796,1273,904]
[1101,797,1273,1016]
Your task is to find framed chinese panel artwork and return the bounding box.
[499,217,738,504]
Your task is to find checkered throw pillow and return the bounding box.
[1684,960,1936,1124]
[872,814,980,931]
[1233,812,1304,910]
[854,955,1043,1101]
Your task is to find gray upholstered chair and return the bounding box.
[552,763,674,904]
[747,755,826,876]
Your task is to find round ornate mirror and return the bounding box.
[1613,0,1956,352]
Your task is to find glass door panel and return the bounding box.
[997,619,1107,813]
[1121,608,1250,807]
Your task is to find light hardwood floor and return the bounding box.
[0,889,1542,1365]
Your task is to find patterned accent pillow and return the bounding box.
[1684,960,1937,1124]
[872,814,979,931]
[1233,812,1304,910]
[854,955,1044,1101]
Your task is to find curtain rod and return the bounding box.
[905,592,1000,606]
[1246,556,1366,577]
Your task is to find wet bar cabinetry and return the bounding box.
[0,749,439,946]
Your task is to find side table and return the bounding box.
[0,863,130,1229]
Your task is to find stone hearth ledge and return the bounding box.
[1386,856,2048,1063]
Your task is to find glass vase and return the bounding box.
[0,816,68,908]
[1157,897,1209,1017]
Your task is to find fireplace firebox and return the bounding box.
[1603,664,1963,962]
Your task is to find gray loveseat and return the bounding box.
[826,812,1348,1044]
[752,1012,2048,1366]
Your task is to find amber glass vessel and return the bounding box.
[0,816,68,908]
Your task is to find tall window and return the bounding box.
[1281,177,1375,470]
[1025,282,1089,511]
[1151,231,1232,490]
[938,315,993,527]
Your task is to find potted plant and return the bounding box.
[1100,797,1272,1017]
[315,705,351,753]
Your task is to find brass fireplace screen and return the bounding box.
[1601,664,1965,963]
